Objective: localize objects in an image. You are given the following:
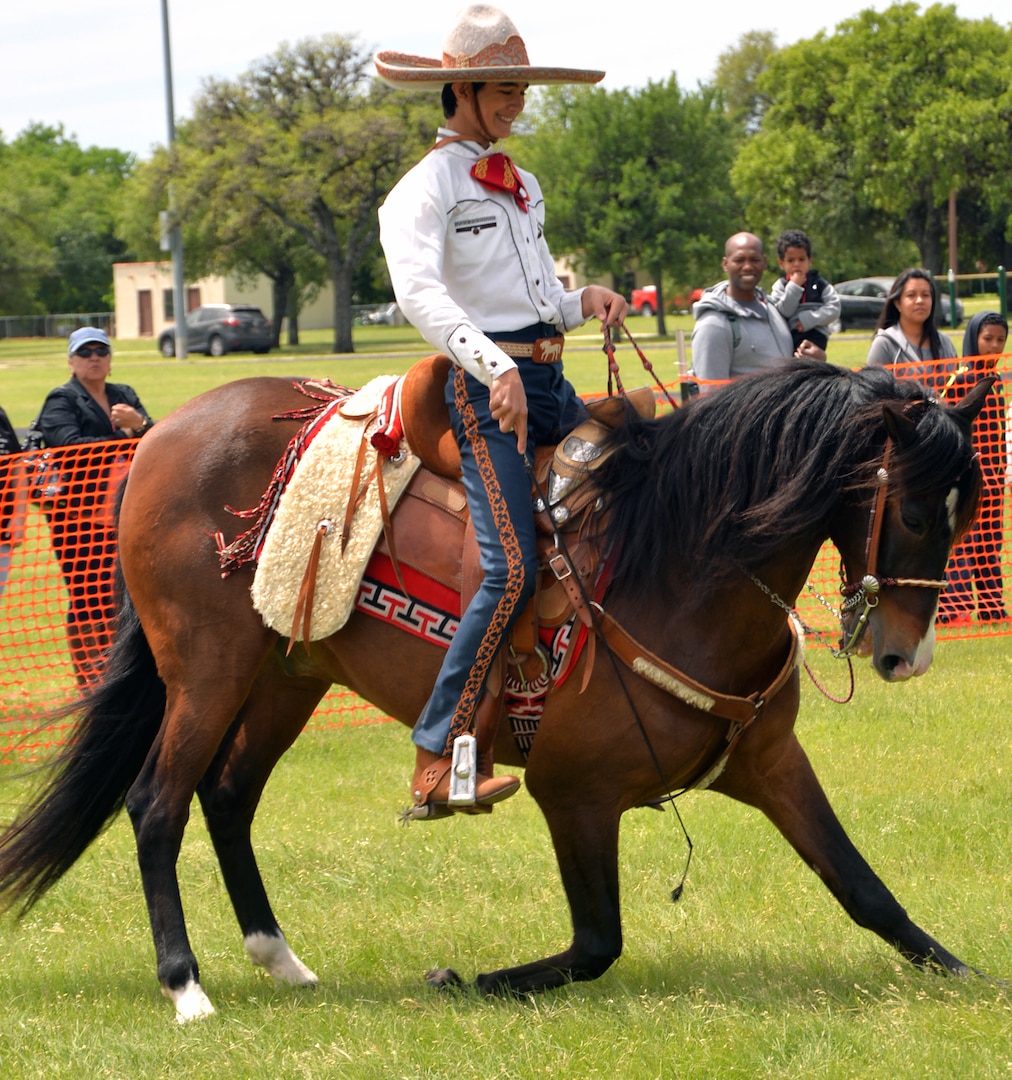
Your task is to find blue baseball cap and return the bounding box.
[68,326,110,357]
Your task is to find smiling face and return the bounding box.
[722,233,767,301]
[449,80,527,145]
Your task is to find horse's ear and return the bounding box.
[949,375,996,427]
[882,403,919,447]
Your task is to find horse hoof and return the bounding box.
[244,930,319,986]
[164,978,216,1023]
[425,967,465,991]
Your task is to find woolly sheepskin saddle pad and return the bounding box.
[250,376,420,639]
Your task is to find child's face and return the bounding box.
[977,322,1008,355]
[778,245,811,276]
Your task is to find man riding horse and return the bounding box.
[376,5,628,814]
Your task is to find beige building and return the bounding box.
[112,262,335,340]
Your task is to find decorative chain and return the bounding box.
[747,573,856,704]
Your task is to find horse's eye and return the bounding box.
[900,508,928,535]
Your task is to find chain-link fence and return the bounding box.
[0,313,115,341]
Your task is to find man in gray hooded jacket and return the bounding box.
[691,232,821,391]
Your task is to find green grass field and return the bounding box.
[0,311,1009,1075]
[0,637,1008,1077]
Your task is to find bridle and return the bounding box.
[834,437,947,658]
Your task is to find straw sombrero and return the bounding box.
[374,4,604,88]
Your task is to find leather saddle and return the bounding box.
[374,355,656,761]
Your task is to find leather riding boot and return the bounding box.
[474,660,506,779]
[411,747,520,809]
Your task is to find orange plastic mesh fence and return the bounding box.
[1,356,1008,758]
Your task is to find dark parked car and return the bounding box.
[832,276,963,332]
[158,304,272,357]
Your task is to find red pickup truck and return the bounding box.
[629,284,703,316]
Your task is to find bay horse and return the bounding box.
[0,360,993,1022]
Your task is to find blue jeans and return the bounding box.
[411,360,586,754]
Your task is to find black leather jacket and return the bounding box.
[36,376,150,447]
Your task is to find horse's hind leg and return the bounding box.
[125,632,276,1023]
[196,650,330,988]
[715,731,971,975]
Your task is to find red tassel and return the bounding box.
[370,378,404,457]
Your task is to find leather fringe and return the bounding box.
[287,518,332,654]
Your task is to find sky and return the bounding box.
[1,1,1007,161]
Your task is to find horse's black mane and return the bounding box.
[595,360,980,601]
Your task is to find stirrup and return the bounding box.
[411,734,479,807]
[447,734,477,806]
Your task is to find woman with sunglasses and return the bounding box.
[37,328,151,445]
[34,328,153,685]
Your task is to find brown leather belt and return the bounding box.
[493,336,565,364]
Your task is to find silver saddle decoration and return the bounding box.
[543,417,615,524]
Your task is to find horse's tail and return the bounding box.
[0,588,165,917]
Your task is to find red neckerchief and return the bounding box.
[428,136,530,213]
[470,152,529,213]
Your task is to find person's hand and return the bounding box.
[489,368,528,455]
[788,269,807,287]
[111,403,145,432]
[795,340,827,361]
[581,285,628,327]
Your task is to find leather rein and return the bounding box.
[548,433,942,791]
[541,518,801,798]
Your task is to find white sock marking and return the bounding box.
[164,978,216,1023]
[245,931,318,986]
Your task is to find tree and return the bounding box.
[162,35,432,353]
[522,79,740,335]
[0,140,55,315]
[732,3,1012,275]
[0,125,133,315]
[713,30,779,135]
[120,147,327,347]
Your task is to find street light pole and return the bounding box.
[160,0,188,358]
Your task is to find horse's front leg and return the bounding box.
[428,797,624,996]
[483,805,623,994]
[714,731,972,975]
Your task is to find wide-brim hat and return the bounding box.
[374,4,604,89]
